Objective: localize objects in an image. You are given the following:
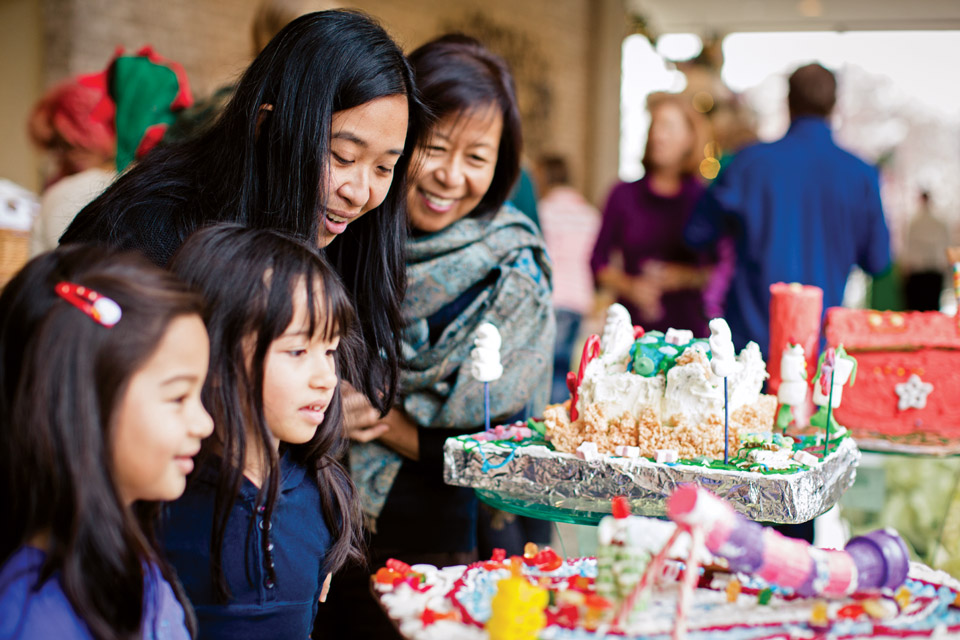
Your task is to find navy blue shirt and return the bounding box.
[685,117,891,354]
[161,452,331,640]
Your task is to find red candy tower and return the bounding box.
[768,283,822,398]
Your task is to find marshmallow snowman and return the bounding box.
[600,303,635,362]
[778,344,808,406]
[470,322,503,382]
[812,354,855,409]
[708,318,742,378]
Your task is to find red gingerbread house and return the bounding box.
[825,307,960,453]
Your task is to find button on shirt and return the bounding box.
[161,452,331,640]
[685,117,891,353]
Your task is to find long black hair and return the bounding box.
[168,224,363,602]
[61,9,430,415]
[407,34,523,216]
[0,246,202,640]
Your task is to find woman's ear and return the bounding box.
[255,104,274,137]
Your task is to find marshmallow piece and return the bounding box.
[665,328,694,345]
[778,380,807,406]
[576,441,601,461]
[746,448,795,469]
[793,450,819,466]
[470,360,503,382]
[600,303,635,360]
[614,445,641,458]
[470,322,503,382]
[708,318,743,378]
[473,322,502,350]
[780,344,807,382]
[655,449,678,464]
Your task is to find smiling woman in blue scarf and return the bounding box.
[313,35,554,639]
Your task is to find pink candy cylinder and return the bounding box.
[666,486,906,598]
[768,283,822,397]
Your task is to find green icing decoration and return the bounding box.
[758,588,773,605]
[630,334,710,378]
[633,355,655,376]
[776,403,794,431]
[528,418,546,438]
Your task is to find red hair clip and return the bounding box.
[55,282,122,328]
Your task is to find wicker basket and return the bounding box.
[0,228,30,288]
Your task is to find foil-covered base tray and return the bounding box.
[444,431,860,524]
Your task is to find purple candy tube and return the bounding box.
[844,529,911,591]
[668,487,911,596]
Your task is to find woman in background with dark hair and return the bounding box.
[0,246,212,639]
[60,9,428,417]
[321,34,554,639]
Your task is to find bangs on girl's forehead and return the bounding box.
[295,265,354,342]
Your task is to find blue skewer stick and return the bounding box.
[484,381,491,432]
[824,368,835,458]
[723,377,729,465]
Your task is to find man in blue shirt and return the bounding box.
[685,63,891,356]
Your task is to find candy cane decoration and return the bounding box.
[567,334,600,422]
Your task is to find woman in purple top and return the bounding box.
[592,93,731,337]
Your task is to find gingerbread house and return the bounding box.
[825,307,960,453]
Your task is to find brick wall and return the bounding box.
[40,0,622,199]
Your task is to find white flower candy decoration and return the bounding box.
[895,374,934,411]
[470,322,503,382]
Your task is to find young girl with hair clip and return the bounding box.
[160,224,362,639]
[0,246,213,639]
[61,9,430,423]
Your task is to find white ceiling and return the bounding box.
[626,0,960,34]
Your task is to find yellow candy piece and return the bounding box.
[894,586,911,610]
[862,598,891,620]
[810,601,829,626]
[726,578,741,603]
[523,542,539,558]
[487,575,549,640]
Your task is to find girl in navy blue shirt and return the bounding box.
[161,225,362,639]
[0,246,212,639]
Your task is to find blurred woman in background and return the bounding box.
[591,92,731,336]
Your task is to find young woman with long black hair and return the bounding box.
[61,9,428,416]
[323,35,555,639]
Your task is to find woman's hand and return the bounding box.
[643,260,711,292]
[377,409,420,461]
[626,274,664,322]
[341,382,389,443]
[597,264,664,322]
[341,382,420,460]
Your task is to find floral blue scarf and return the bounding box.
[350,206,555,522]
